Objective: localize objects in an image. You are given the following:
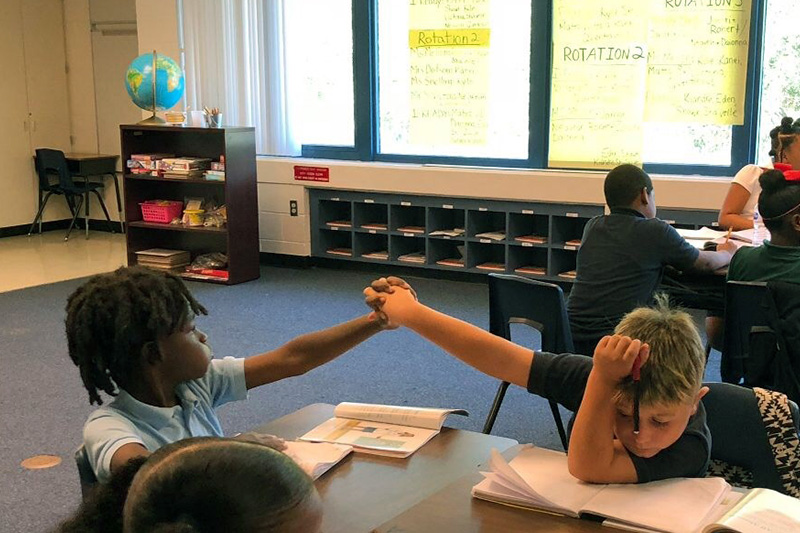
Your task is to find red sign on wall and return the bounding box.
[294,165,330,182]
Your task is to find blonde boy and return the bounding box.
[365,279,709,484]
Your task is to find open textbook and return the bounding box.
[676,227,755,251]
[299,402,468,458]
[471,446,796,533]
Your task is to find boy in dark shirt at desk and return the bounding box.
[365,281,710,484]
[567,164,737,355]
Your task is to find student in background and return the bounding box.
[366,279,710,484]
[57,437,321,533]
[66,266,391,483]
[727,168,800,281]
[718,116,800,230]
[566,164,736,355]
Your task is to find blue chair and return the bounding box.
[704,382,800,494]
[75,445,98,500]
[484,273,571,450]
[28,149,113,240]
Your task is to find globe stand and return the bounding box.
[138,112,166,125]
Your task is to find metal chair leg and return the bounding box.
[549,400,569,451]
[28,192,53,236]
[65,195,84,241]
[483,381,511,434]
[90,189,114,233]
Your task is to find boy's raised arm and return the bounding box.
[364,284,534,388]
[244,314,386,389]
[567,335,646,484]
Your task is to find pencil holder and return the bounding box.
[207,113,223,128]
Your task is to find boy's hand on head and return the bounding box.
[364,284,418,327]
[592,335,650,386]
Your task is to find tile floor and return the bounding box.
[0,231,126,292]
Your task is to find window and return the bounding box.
[284,0,354,147]
[757,0,800,165]
[291,0,769,176]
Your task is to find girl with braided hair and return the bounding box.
[719,116,800,230]
[66,266,397,483]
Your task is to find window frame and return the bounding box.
[301,0,767,177]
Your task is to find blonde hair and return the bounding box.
[613,294,705,406]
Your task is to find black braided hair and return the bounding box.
[768,116,800,160]
[65,266,207,405]
[758,169,800,233]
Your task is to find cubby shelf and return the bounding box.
[310,189,720,283]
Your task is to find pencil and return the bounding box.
[725,228,732,243]
[632,356,642,434]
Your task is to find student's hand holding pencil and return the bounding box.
[592,335,650,386]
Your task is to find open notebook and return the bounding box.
[472,446,733,533]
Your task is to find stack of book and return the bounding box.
[128,153,174,175]
[203,169,225,181]
[398,251,426,264]
[135,248,190,272]
[159,157,211,179]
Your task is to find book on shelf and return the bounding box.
[163,171,205,180]
[565,239,582,246]
[558,270,577,279]
[476,262,505,271]
[185,268,229,280]
[159,157,211,171]
[396,225,426,234]
[398,251,426,263]
[203,170,226,181]
[475,231,506,241]
[281,440,353,480]
[131,153,174,161]
[514,265,546,275]
[326,247,352,256]
[299,402,468,458]
[514,234,547,244]
[361,250,389,260]
[135,248,191,265]
[326,220,352,228]
[436,257,465,267]
[472,446,796,533]
[361,222,388,231]
[429,228,465,237]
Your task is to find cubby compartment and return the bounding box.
[320,229,353,257]
[550,215,588,248]
[429,239,466,268]
[508,213,549,246]
[320,199,353,229]
[354,201,388,232]
[468,241,506,272]
[392,235,426,264]
[551,248,578,280]
[391,205,426,235]
[467,210,507,241]
[428,207,466,239]
[355,232,389,261]
[508,246,548,277]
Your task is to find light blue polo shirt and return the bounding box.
[83,356,247,483]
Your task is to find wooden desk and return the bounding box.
[374,473,605,533]
[65,153,122,233]
[253,404,518,533]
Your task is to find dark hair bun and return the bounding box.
[759,168,787,194]
[781,116,796,133]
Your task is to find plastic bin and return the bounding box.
[140,200,184,224]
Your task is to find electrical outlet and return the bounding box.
[289,200,298,216]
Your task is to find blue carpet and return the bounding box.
[0,264,719,532]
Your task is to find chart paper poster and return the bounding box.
[645,0,751,125]
[549,0,648,169]
[408,0,490,146]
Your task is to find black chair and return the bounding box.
[28,148,113,240]
[721,280,769,384]
[75,445,98,500]
[483,273,571,450]
[704,382,800,494]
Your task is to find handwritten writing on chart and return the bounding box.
[408,0,490,146]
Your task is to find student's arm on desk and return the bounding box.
[691,240,737,273]
[568,336,644,484]
[364,285,533,388]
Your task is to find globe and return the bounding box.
[125,53,184,114]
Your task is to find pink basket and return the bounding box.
[140,200,184,224]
